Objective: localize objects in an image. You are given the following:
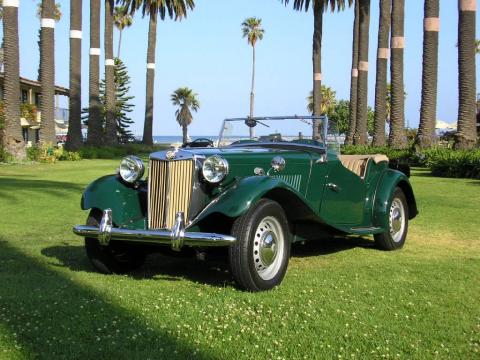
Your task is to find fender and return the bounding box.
[189,176,316,228]
[81,175,147,229]
[373,169,418,229]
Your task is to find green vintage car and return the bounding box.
[73,116,418,291]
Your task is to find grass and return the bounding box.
[0,161,479,359]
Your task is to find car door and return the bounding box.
[319,157,368,226]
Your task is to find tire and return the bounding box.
[374,187,409,251]
[229,199,291,291]
[85,209,146,274]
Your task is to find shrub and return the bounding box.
[421,147,480,179]
[27,143,82,163]
[341,145,414,163]
[0,146,13,163]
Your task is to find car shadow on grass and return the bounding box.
[0,239,218,359]
[42,234,375,288]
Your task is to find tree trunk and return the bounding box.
[182,123,188,145]
[312,0,324,141]
[249,44,255,139]
[353,0,370,145]
[104,0,117,145]
[373,0,390,146]
[87,0,102,146]
[66,0,83,151]
[143,12,157,146]
[39,0,56,145]
[2,2,25,160]
[117,30,123,59]
[388,0,406,148]
[416,0,440,149]
[346,0,360,145]
[455,0,477,149]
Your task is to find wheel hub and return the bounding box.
[259,232,277,266]
[389,198,405,242]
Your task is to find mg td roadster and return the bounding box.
[73,116,418,291]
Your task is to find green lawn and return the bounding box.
[0,161,479,359]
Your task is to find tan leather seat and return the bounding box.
[337,154,389,178]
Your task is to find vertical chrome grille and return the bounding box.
[148,159,194,229]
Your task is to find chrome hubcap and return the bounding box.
[253,216,285,280]
[389,198,405,243]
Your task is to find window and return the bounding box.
[22,128,29,142]
[34,93,41,106]
[35,129,40,143]
[21,90,28,104]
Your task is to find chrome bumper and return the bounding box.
[73,209,236,251]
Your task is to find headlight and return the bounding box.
[119,156,145,183]
[202,155,229,183]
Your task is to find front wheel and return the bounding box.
[374,187,409,250]
[85,209,146,274]
[229,199,291,291]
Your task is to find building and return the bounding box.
[0,73,70,145]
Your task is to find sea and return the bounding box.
[151,135,217,145]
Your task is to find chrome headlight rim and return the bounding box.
[202,155,229,183]
[119,155,145,184]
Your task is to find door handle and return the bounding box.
[327,183,341,192]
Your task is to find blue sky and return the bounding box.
[8,0,480,136]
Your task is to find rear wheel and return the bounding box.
[374,187,409,250]
[85,209,146,274]
[229,199,291,291]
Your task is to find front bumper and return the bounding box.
[73,209,236,251]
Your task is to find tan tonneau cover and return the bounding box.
[337,154,389,178]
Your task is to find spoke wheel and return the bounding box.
[229,199,291,291]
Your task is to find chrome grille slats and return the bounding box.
[148,159,194,229]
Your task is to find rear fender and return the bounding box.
[373,170,418,229]
[81,175,147,229]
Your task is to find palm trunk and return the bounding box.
[353,0,370,145]
[182,123,188,145]
[372,0,390,146]
[2,2,25,160]
[346,0,360,145]
[388,0,406,148]
[66,0,83,151]
[249,44,255,139]
[455,0,477,149]
[104,0,117,145]
[143,12,157,146]
[312,0,324,141]
[87,0,102,146]
[39,0,56,145]
[416,0,440,149]
[117,30,123,59]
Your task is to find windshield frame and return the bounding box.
[218,115,330,149]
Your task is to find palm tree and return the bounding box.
[87,0,103,146]
[66,0,83,151]
[241,17,265,139]
[455,0,477,149]
[171,87,200,144]
[120,0,195,146]
[39,0,57,144]
[345,0,359,145]
[307,86,337,116]
[282,0,352,140]
[353,0,370,145]
[1,0,25,159]
[113,5,133,58]
[372,0,390,146]
[415,0,439,149]
[104,0,117,145]
[388,0,406,148]
[36,2,61,82]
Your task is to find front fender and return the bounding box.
[373,169,418,229]
[81,175,147,229]
[189,176,309,227]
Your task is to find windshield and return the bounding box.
[218,116,340,153]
